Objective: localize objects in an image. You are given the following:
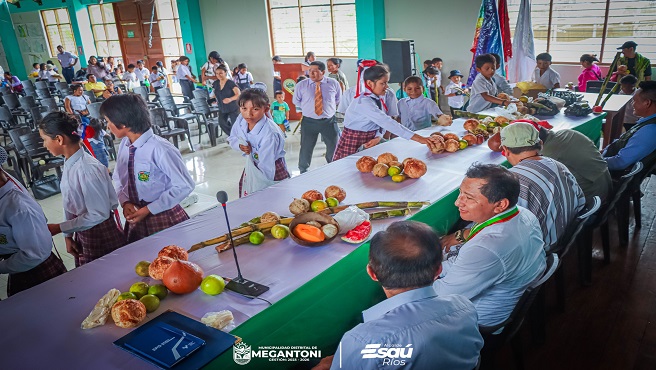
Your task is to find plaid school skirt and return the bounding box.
[124,203,190,244]
[8,252,67,297]
[239,158,290,198]
[75,216,126,267]
[332,128,378,161]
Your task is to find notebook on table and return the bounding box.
[114,310,238,369]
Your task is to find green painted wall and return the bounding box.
[176,0,206,77]
[355,0,386,60]
[0,2,26,78]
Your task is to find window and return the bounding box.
[268,0,358,57]
[507,0,656,63]
[88,4,122,59]
[156,0,184,69]
[41,8,77,57]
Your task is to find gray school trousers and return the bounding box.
[298,115,338,173]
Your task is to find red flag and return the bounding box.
[499,0,513,62]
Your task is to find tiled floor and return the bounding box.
[0,121,329,299]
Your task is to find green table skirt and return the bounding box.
[207,114,604,369]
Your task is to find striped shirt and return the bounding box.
[510,157,585,251]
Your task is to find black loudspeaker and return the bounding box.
[381,39,415,84]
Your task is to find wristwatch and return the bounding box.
[454,229,467,243]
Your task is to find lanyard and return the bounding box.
[465,206,519,242]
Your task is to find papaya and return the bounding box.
[293,224,325,242]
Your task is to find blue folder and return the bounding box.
[114,310,237,369]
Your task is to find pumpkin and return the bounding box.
[158,245,188,261]
[163,260,204,294]
[293,224,325,243]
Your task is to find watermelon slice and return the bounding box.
[341,221,372,244]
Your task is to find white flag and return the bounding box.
[507,0,536,83]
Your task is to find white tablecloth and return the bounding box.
[0,111,598,369]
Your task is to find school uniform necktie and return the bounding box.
[314,81,323,116]
[371,97,382,110]
[127,145,140,204]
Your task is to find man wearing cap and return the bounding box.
[615,41,652,83]
[445,70,468,115]
[56,45,78,84]
[538,126,612,203]
[0,147,67,296]
[604,81,656,171]
[500,122,585,251]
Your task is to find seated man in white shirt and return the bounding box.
[313,221,483,370]
[436,163,546,327]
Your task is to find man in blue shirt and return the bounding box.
[604,81,656,171]
[313,221,483,370]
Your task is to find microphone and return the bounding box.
[216,191,269,297]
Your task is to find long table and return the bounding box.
[0,111,604,369]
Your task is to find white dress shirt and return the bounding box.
[135,67,149,82]
[0,176,53,274]
[467,73,498,113]
[176,64,192,81]
[445,81,466,108]
[293,76,342,119]
[337,86,399,116]
[59,149,119,237]
[397,96,443,131]
[332,287,483,370]
[65,95,91,112]
[532,68,561,89]
[343,95,415,140]
[434,206,546,326]
[228,115,286,181]
[113,128,195,215]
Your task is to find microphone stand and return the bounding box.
[217,192,269,297]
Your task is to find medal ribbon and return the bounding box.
[465,206,519,242]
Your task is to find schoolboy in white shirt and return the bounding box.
[532,53,561,89]
[467,54,510,113]
[444,70,469,115]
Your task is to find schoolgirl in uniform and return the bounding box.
[228,89,289,197]
[234,63,254,91]
[397,76,449,131]
[100,94,195,243]
[39,112,126,266]
[332,62,439,161]
[0,147,67,296]
[302,51,316,76]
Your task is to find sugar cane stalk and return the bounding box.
[595,52,621,107]
[216,228,272,253]
[193,202,429,252]
[600,79,622,108]
[369,208,411,220]
[189,218,293,252]
[216,208,412,253]
[318,201,429,214]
